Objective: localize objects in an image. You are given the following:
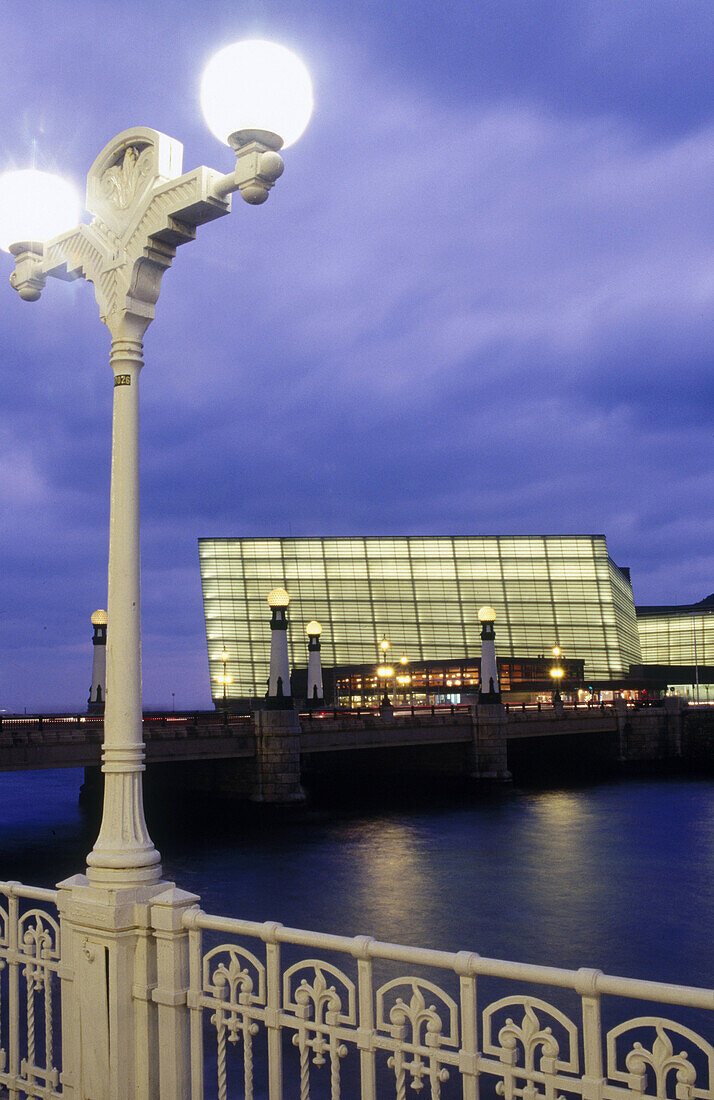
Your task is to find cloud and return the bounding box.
[0,16,712,709]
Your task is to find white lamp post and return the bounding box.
[478,605,500,702]
[88,608,108,713]
[306,620,324,707]
[1,40,312,888]
[267,587,292,704]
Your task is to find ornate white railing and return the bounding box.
[1,879,713,1100]
[184,910,714,1100]
[0,881,62,1099]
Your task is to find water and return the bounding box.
[1,768,712,987]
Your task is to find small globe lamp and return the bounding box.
[0,169,81,300]
[201,39,313,204]
[267,587,290,608]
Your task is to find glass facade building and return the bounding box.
[637,597,714,666]
[199,535,640,703]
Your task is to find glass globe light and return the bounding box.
[201,39,313,149]
[306,620,322,636]
[267,587,290,608]
[0,169,80,252]
[478,605,496,622]
[91,609,108,626]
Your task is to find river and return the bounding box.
[1,768,712,988]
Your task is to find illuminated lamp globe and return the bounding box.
[306,620,322,637]
[478,606,496,623]
[0,169,80,252]
[91,609,108,626]
[267,587,290,608]
[200,39,313,150]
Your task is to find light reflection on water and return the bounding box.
[0,769,712,987]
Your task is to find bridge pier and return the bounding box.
[615,697,685,762]
[251,708,305,803]
[469,703,512,782]
[79,765,103,804]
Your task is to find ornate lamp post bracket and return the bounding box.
[11,127,237,337]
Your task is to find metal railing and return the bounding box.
[0,881,63,1099]
[0,711,252,729]
[2,878,713,1099]
[184,909,714,1100]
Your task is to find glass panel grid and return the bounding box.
[198,536,641,698]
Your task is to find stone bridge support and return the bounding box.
[469,703,512,782]
[615,697,685,762]
[251,708,305,803]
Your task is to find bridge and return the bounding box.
[1,700,711,799]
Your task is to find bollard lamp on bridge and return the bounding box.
[267,587,292,706]
[478,605,501,702]
[0,41,313,888]
[306,620,324,707]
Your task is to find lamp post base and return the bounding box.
[57,873,198,1098]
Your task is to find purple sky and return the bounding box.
[1,1,712,712]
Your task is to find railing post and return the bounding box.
[150,888,200,1098]
[56,884,79,1098]
[7,885,20,1099]
[264,922,284,1099]
[456,952,480,1100]
[576,968,605,1100]
[353,936,376,1099]
[186,915,205,1100]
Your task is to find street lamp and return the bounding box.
[220,648,230,709]
[550,645,564,704]
[376,663,394,705]
[396,654,411,703]
[217,645,232,710]
[377,636,393,705]
[0,41,312,888]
